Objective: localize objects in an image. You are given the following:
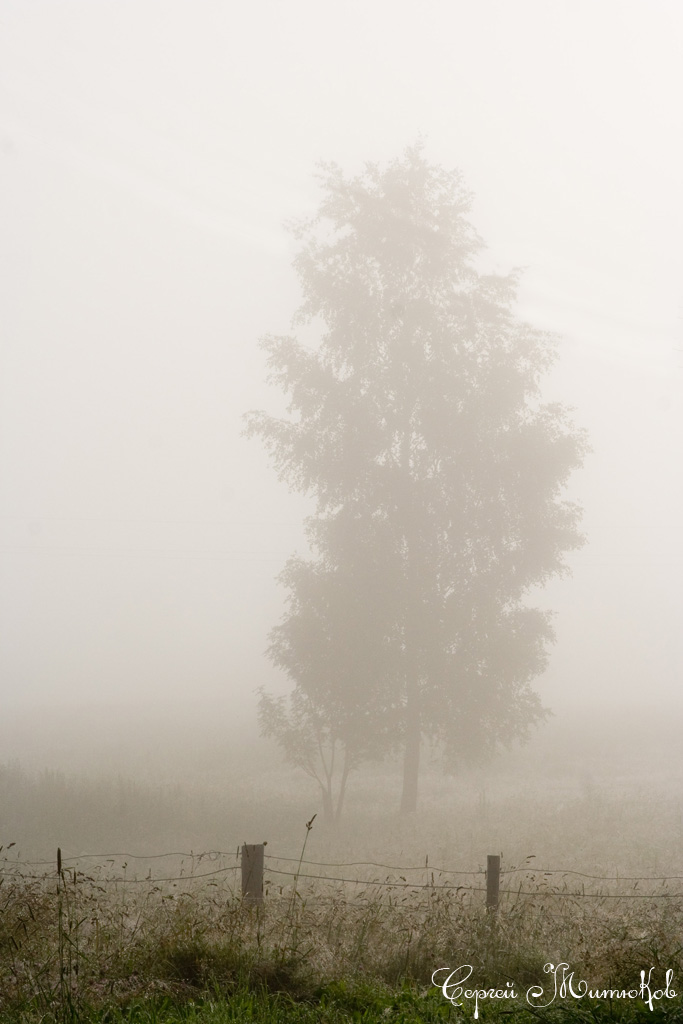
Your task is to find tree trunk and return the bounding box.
[399,411,421,813]
[320,783,334,823]
[334,748,351,824]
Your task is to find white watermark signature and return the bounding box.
[432,963,677,1019]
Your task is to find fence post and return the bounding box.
[486,854,500,911]
[241,844,264,904]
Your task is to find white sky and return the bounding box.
[1,0,682,725]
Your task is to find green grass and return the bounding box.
[2,985,683,1024]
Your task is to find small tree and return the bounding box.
[247,145,588,814]
[257,552,399,822]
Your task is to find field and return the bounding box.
[1,705,683,1022]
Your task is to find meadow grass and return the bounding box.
[2,710,683,1021]
[2,850,683,1022]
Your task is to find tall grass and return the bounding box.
[1,851,683,1020]
[2,709,683,1019]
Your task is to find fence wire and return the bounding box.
[2,848,683,900]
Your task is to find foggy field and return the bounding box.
[3,713,683,1023]
[3,704,682,878]
[2,707,683,1021]
[3,0,683,1019]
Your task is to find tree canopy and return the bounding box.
[246,145,588,816]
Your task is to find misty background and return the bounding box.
[1,0,682,804]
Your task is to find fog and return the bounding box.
[1,0,682,846]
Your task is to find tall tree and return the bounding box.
[246,145,588,814]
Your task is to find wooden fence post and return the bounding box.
[486,854,500,911]
[241,844,264,904]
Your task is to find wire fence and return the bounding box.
[3,847,683,903]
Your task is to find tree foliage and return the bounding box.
[246,145,588,815]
